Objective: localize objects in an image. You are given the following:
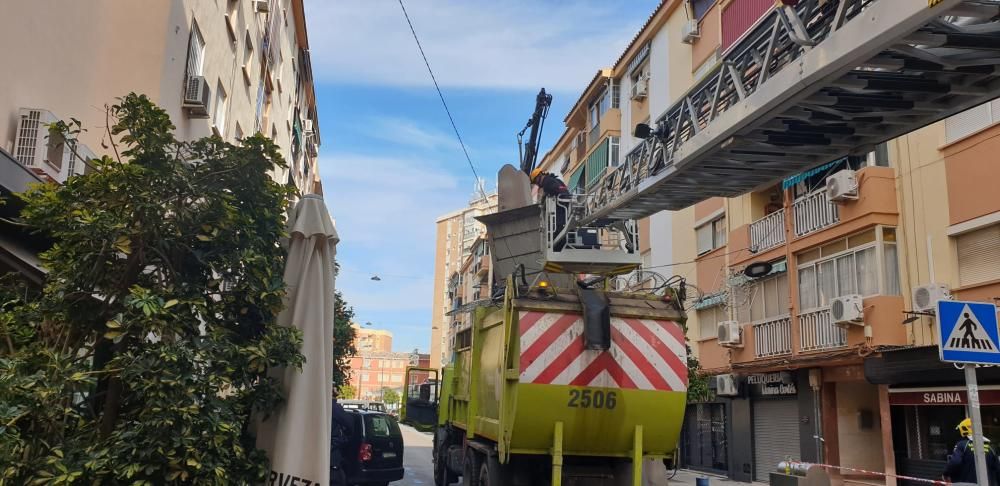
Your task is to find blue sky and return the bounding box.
[306,0,658,353]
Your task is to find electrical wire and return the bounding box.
[397,0,487,200]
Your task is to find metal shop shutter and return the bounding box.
[957,223,1000,288]
[752,398,801,481]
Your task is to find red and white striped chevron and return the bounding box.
[518,311,687,391]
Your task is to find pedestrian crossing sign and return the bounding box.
[938,300,1000,364]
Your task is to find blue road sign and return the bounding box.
[938,300,1000,364]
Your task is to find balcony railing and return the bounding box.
[793,189,839,237]
[753,315,792,358]
[799,307,847,352]
[749,210,785,252]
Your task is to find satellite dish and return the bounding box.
[743,261,773,279]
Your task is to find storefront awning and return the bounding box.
[890,386,1000,406]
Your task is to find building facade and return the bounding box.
[347,351,412,402]
[0,0,321,195]
[353,324,393,353]
[532,0,1000,484]
[429,191,497,370]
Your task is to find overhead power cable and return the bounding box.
[397,0,488,200]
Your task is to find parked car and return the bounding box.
[341,400,387,413]
[342,410,404,486]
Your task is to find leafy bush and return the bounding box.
[0,94,303,485]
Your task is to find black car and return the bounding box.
[342,410,405,486]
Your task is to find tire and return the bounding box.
[462,448,483,486]
[479,455,509,486]
[434,427,458,486]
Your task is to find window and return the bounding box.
[213,82,228,134]
[363,358,370,369]
[956,223,1000,287]
[696,217,727,255]
[735,269,789,323]
[365,414,401,439]
[945,100,1000,144]
[392,373,403,383]
[609,136,621,168]
[691,0,715,21]
[611,80,621,109]
[361,372,370,381]
[242,30,254,85]
[186,22,206,78]
[234,122,243,141]
[797,227,901,309]
[698,304,727,341]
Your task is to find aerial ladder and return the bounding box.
[499,0,1000,279]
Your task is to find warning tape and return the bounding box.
[785,461,950,485]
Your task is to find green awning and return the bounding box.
[781,158,846,190]
[694,292,727,310]
[585,139,609,188]
[567,165,585,192]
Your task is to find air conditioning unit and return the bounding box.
[717,320,743,347]
[254,0,269,13]
[831,294,864,326]
[715,374,739,397]
[913,283,952,312]
[11,107,87,183]
[681,19,701,44]
[630,75,649,100]
[183,76,211,118]
[826,169,859,202]
[13,108,59,169]
[302,118,314,136]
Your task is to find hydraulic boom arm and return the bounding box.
[518,88,553,176]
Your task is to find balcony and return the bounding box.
[589,124,600,147]
[793,189,839,237]
[752,315,792,358]
[798,307,847,352]
[749,210,785,252]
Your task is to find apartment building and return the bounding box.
[429,191,497,370]
[670,1,1000,484]
[533,0,1000,483]
[346,323,432,403]
[0,0,321,191]
[353,324,394,353]
[0,0,322,287]
[347,352,411,402]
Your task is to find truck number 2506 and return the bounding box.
[567,389,617,410]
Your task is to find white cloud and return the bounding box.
[368,116,461,151]
[304,0,650,92]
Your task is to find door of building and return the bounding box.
[753,398,801,481]
[682,403,728,473]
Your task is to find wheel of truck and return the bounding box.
[462,448,483,486]
[435,457,457,486]
[478,455,512,486]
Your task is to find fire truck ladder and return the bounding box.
[584,0,1000,223]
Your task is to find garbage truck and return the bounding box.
[427,273,688,486]
[403,89,690,485]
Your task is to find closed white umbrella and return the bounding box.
[256,194,339,485]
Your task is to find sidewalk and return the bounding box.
[669,469,764,486]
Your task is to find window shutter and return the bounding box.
[957,224,1000,287]
[945,103,991,143]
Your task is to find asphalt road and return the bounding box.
[396,424,435,486]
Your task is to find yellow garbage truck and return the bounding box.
[425,274,688,486]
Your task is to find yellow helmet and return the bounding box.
[530,167,544,182]
[959,418,973,437]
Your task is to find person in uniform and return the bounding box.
[944,418,1000,486]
